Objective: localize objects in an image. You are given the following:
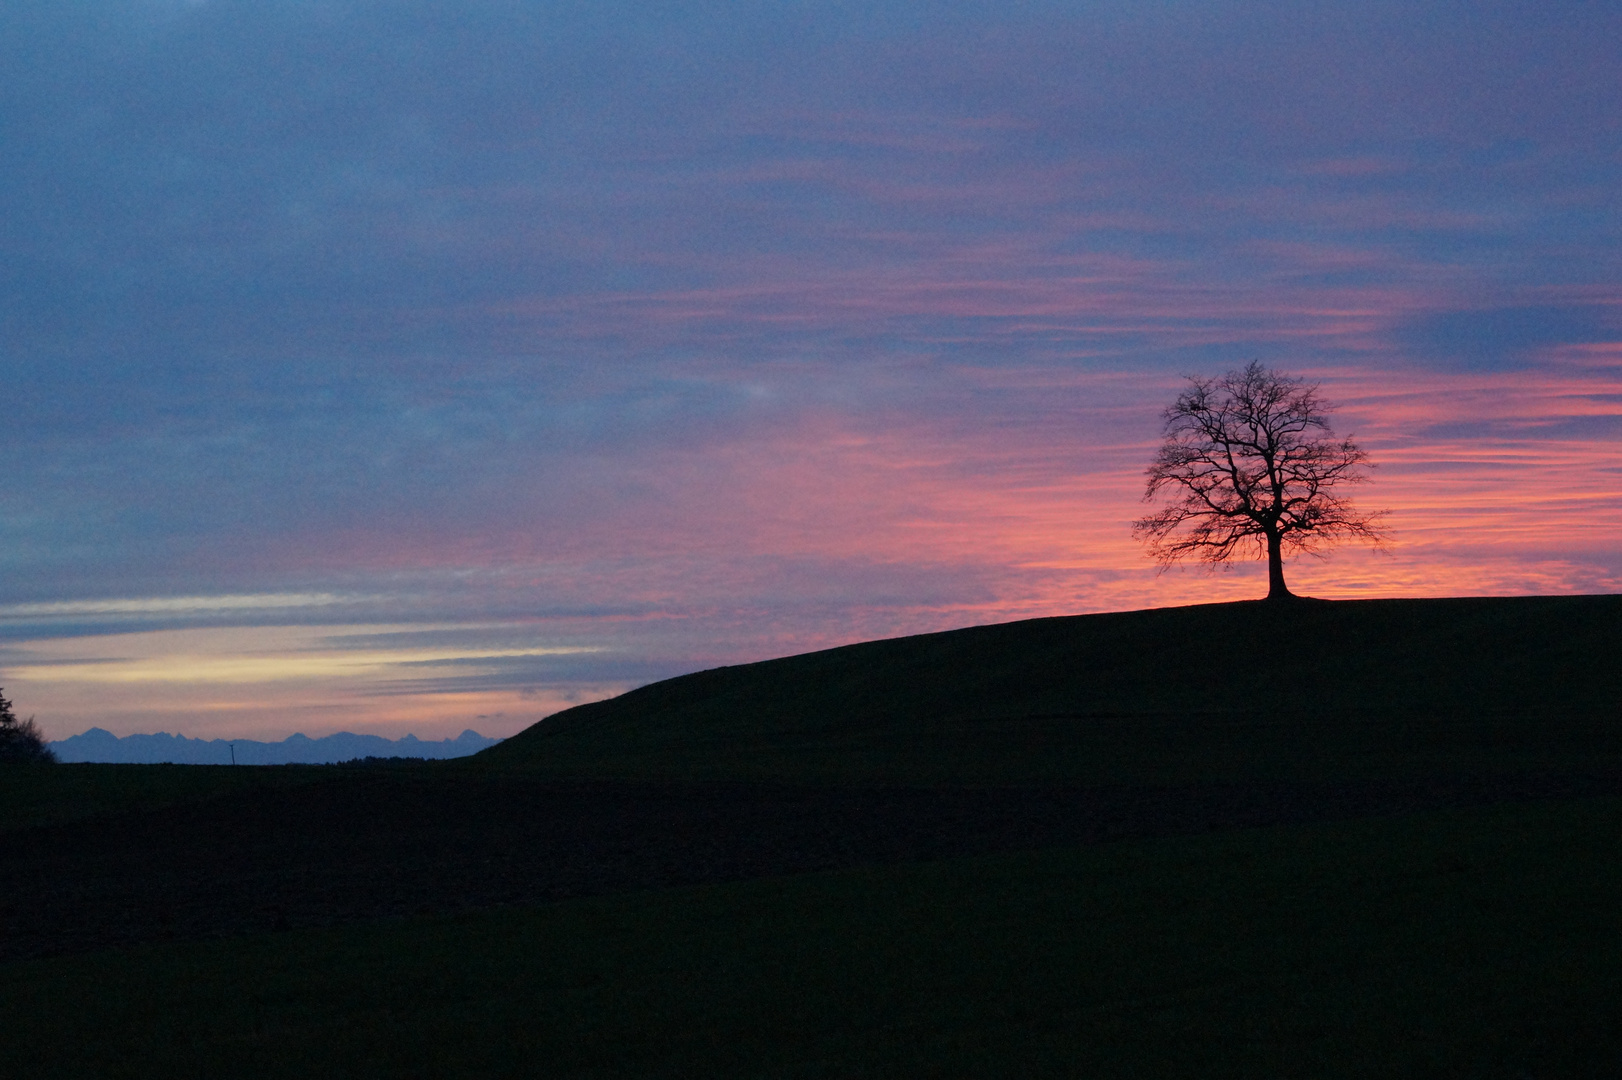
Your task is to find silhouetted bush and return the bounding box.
[0,688,55,764]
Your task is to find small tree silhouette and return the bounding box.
[0,688,55,764]
[1133,361,1386,600]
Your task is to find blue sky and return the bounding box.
[3,1,1619,739]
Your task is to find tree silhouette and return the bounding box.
[0,688,55,764]
[1133,361,1386,600]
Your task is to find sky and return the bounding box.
[3,0,1619,741]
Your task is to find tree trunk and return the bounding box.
[1266,530,1292,600]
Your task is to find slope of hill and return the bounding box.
[481,595,1622,783]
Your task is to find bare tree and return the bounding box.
[1133,361,1386,600]
[0,688,55,764]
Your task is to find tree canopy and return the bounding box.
[0,688,55,764]
[1133,361,1386,599]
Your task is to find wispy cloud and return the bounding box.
[0,593,349,621]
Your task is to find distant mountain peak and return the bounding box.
[49,729,503,765]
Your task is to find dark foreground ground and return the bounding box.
[4,766,1619,961]
[7,795,1621,1079]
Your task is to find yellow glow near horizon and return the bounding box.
[5,622,626,741]
[3,624,602,686]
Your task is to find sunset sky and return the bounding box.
[4,1,1619,741]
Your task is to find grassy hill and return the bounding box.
[482,595,1622,784]
[6,594,1621,1077]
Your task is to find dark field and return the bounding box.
[3,595,1620,1075]
[10,770,1618,963]
[8,799,1621,1078]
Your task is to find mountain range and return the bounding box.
[49,728,501,765]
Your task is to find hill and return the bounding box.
[6,595,1621,1076]
[481,595,1622,784]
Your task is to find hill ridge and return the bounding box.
[481,595,1622,784]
